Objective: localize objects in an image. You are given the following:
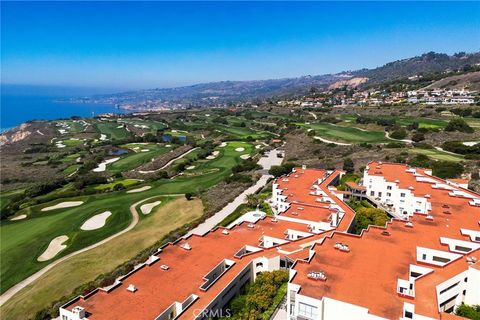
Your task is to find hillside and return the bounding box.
[354,51,480,84]
[78,51,480,107]
[424,71,480,91]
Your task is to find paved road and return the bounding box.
[0,197,152,306]
[188,149,284,236]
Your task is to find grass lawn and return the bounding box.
[63,164,80,175]
[338,114,448,129]
[95,179,141,190]
[56,120,86,133]
[395,117,448,129]
[298,122,389,143]
[182,141,254,178]
[1,197,203,320]
[0,195,132,293]
[465,117,480,129]
[60,152,83,163]
[94,121,130,140]
[410,148,465,162]
[0,189,25,213]
[61,139,84,147]
[118,118,167,131]
[216,124,272,140]
[107,143,171,173]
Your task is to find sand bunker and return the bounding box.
[141,149,149,152]
[56,141,66,148]
[37,235,69,261]
[206,150,220,160]
[99,134,108,141]
[235,147,245,152]
[240,154,251,160]
[10,214,27,221]
[165,144,172,147]
[41,201,84,212]
[140,201,162,214]
[80,211,112,230]
[186,165,196,170]
[127,186,152,193]
[93,157,120,172]
[219,142,228,147]
[255,145,262,149]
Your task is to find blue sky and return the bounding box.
[1,1,479,90]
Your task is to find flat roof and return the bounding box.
[292,162,480,319]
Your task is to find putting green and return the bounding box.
[95,179,141,190]
[94,121,130,140]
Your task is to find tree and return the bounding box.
[354,207,389,234]
[185,192,194,200]
[455,303,480,320]
[343,158,354,173]
[245,194,261,207]
[268,163,295,177]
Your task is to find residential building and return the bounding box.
[59,163,480,320]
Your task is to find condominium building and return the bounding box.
[288,162,480,320]
[59,163,480,320]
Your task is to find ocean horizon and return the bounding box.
[1,92,128,132]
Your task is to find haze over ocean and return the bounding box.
[1,86,126,131]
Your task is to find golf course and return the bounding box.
[0,141,256,295]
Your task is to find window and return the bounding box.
[455,245,471,253]
[378,192,382,197]
[422,254,427,260]
[400,193,405,197]
[433,256,450,263]
[387,186,392,190]
[370,191,375,196]
[62,316,68,320]
[298,302,318,319]
[404,311,413,319]
[387,193,391,197]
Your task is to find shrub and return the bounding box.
[445,118,474,133]
[225,173,252,184]
[432,161,464,179]
[411,132,425,142]
[390,128,407,140]
[343,158,354,173]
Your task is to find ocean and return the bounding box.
[1,94,128,132]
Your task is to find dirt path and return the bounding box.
[138,147,198,174]
[384,131,413,143]
[313,136,352,146]
[0,197,153,306]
